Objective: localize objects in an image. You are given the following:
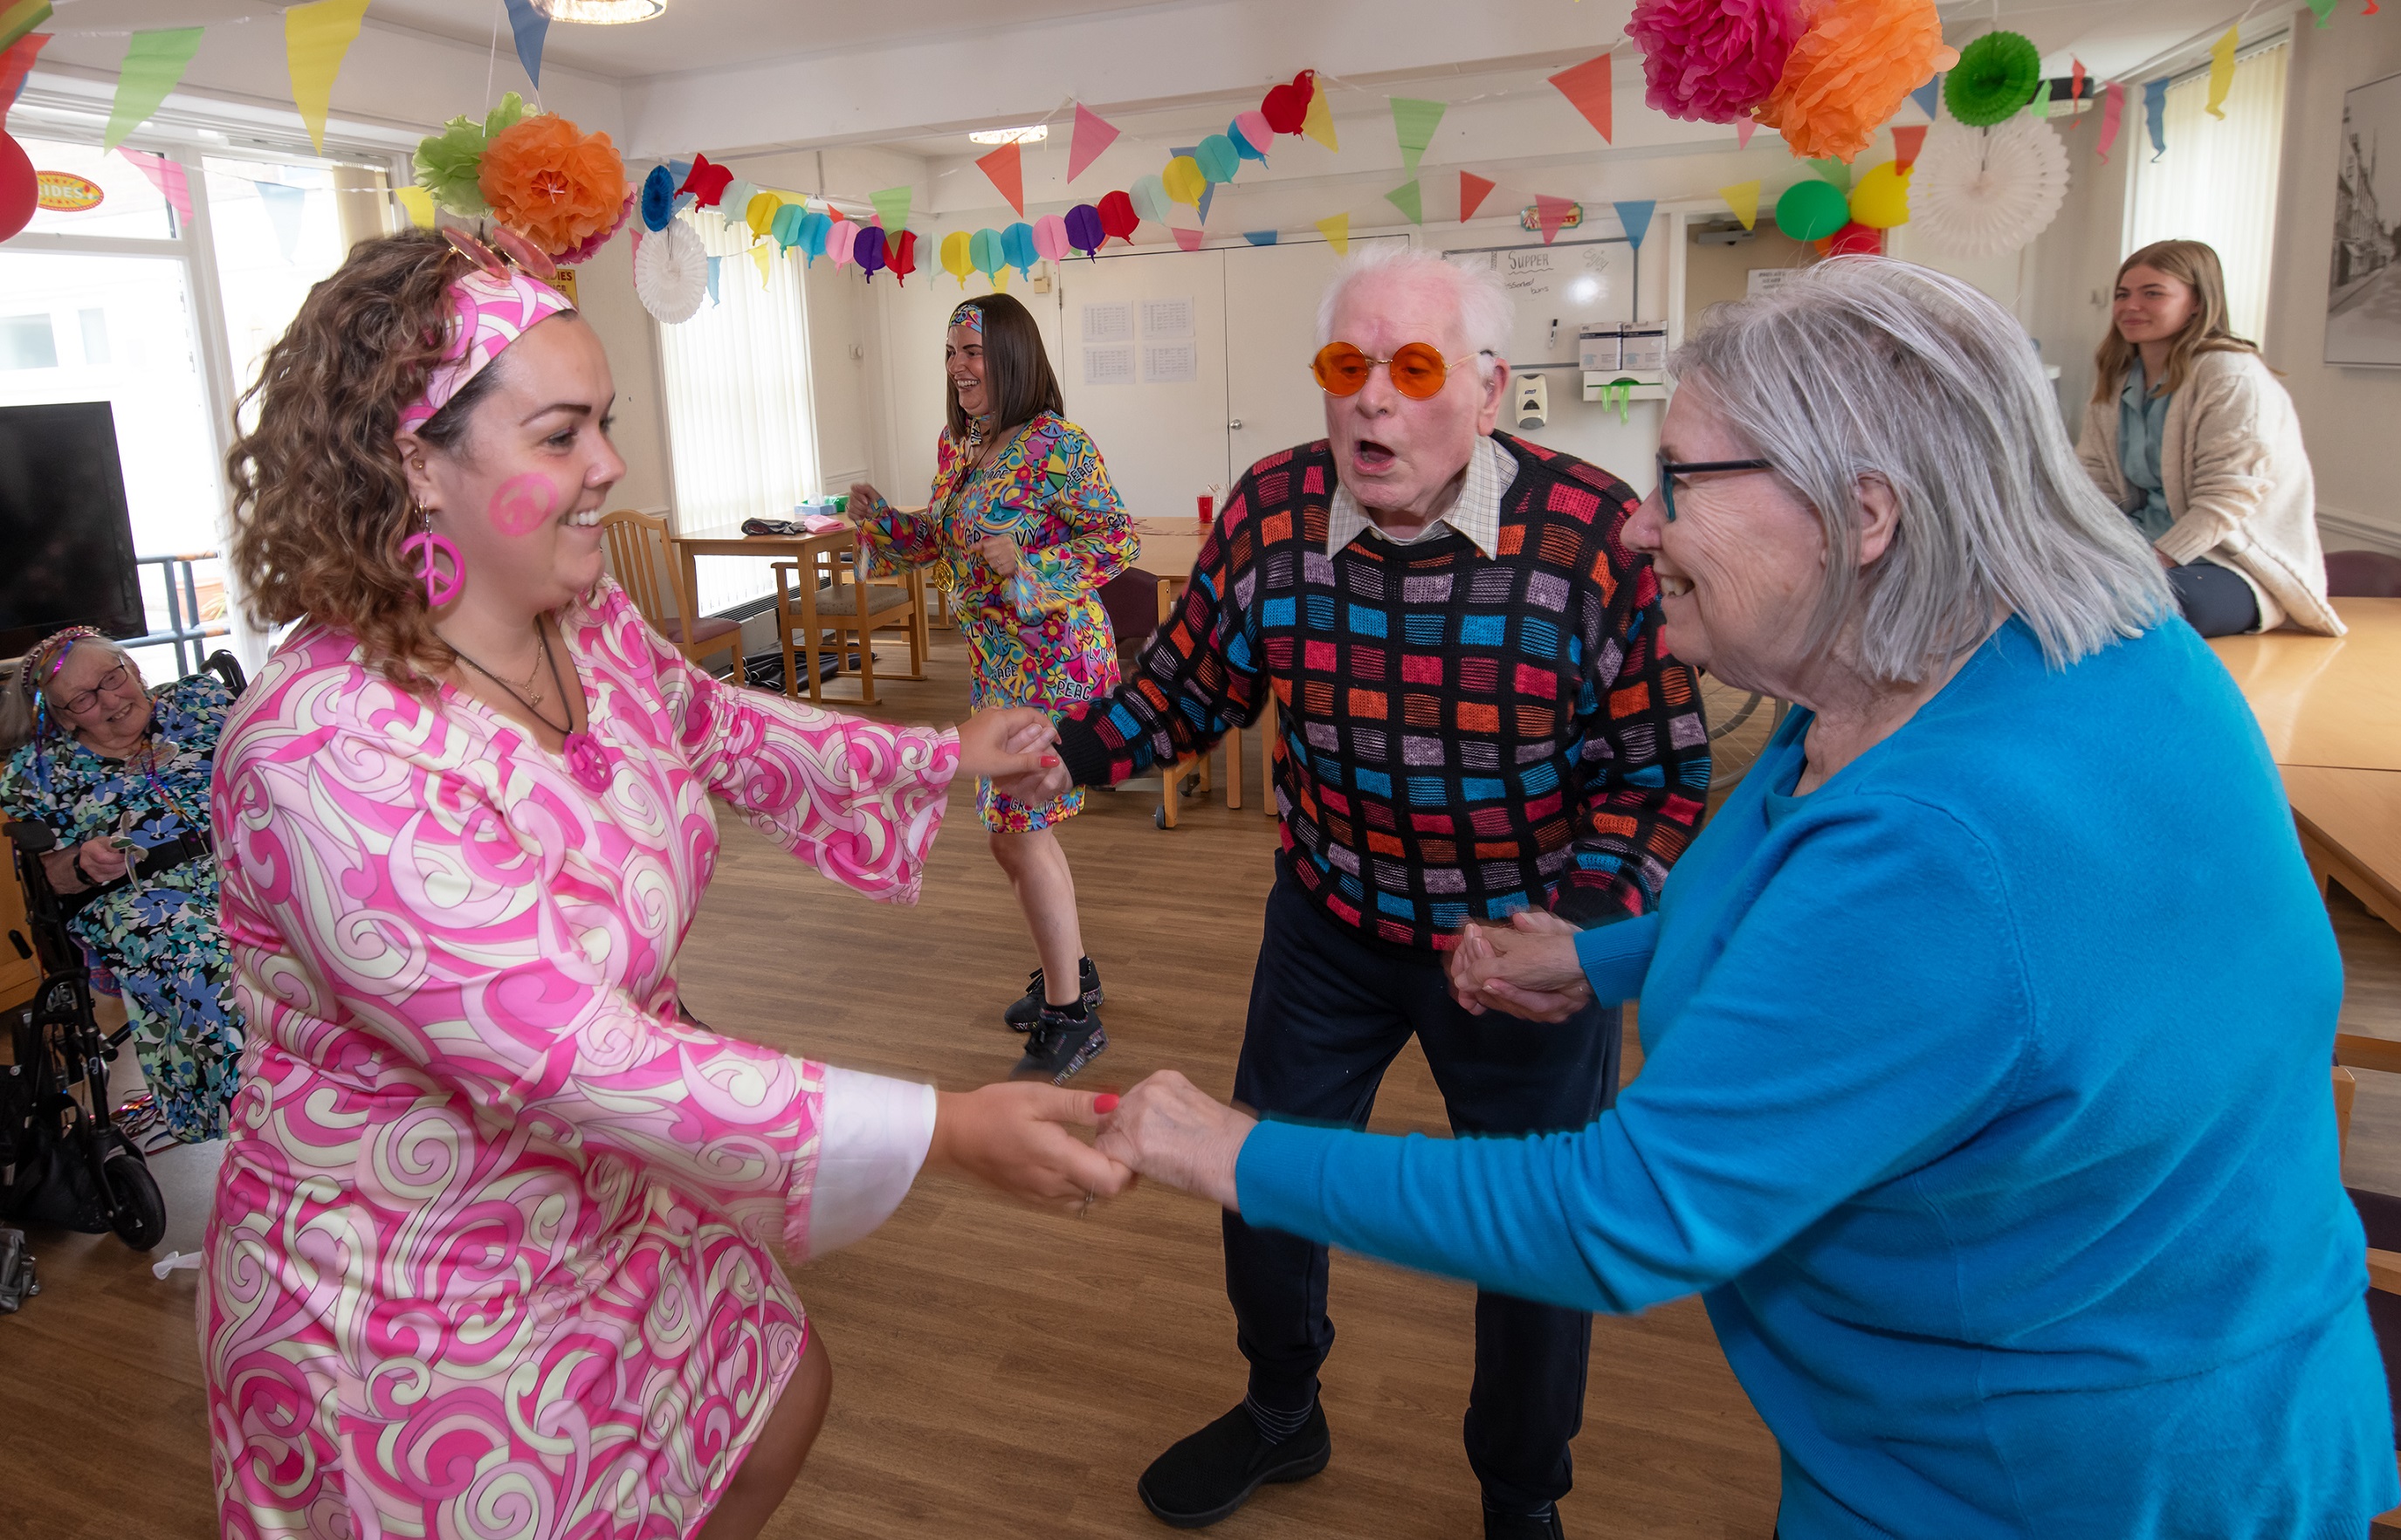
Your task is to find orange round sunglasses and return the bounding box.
[1310,340,1491,401]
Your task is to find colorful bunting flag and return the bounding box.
[1243,230,1278,245]
[1068,102,1118,182]
[258,181,306,263]
[1303,73,1338,151]
[870,184,912,235]
[2308,0,2338,24]
[117,145,190,221]
[2205,27,2237,120]
[1170,145,1215,221]
[1613,199,1655,250]
[284,0,369,154]
[103,27,203,150]
[393,182,433,227]
[1908,75,1941,120]
[679,153,732,206]
[1459,170,1496,222]
[1718,179,1761,231]
[1807,157,1852,191]
[1534,194,1577,245]
[2033,80,2050,119]
[0,30,48,120]
[2096,80,2125,162]
[1737,119,1757,148]
[1317,211,1349,253]
[753,241,773,286]
[976,140,1024,216]
[1385,178,1423,224]
[2143,76,2169,161]
[1390,97,1444,173]
[2069,58,2086,117]
[705,255,720,305]
[1891,125,1927,169]
[0,0,50,53]
[1548,52,1613,142]
[503,0,547,90]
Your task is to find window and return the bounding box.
[2127,38,2289,344]
[0,313,58,370]
[655,210,821,614]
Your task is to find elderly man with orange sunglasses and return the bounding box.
[1024,244,1708,1538]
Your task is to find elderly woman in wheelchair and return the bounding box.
[1,627,244,1145]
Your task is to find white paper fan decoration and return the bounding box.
[635,218,707,324]
[1909,116,2070,259]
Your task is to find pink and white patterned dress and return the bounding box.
[203,579,956,1538]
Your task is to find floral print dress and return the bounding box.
[856,411,1136,832]
[0,674,244,1143]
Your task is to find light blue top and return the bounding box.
[1237,617,2396,1539]
[2118,366,2175,543]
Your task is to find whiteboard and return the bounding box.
[1446,239,1633,368]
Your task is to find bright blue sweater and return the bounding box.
[1238,617,2397,1538]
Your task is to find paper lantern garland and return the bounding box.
[1034,213,1071,263]
[941,229,973,285]
[1194,134,1241,183]
[969,226,1005,278]
[1098,189,1140,242]
[1131,174,1171,223]
[1065,203,1106,256]
[633,217,706,323]
[855,223,887,277]
[825,216,857,267]
[1908,116,2068,258]
[1945,31,2042,127]
[1230,110,1275,160]
[1001,220,1038,275]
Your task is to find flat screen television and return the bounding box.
[0,401,144,659]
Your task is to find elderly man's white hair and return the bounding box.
[1314,245,1511,379]
[1670,256,2173,684]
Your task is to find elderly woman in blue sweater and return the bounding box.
[1094,258,2395,1539]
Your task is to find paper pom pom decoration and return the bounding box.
[1755,0,1959,163]
[478,112,630,259]
[1908,115,2068,258]
[414,94,529,217]
[1624,0,1802,124]
[634,217,707,323]
[640,164,676,231]
[1065,203,1105,257]
[553,194,634,267]
[1847,160,1912,227]
[1773,177,1849,240]
[1944,31,2042,127]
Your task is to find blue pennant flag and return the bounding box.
[1612,200,1656,251]
[503,0,548,89]
[705,254,721,305]
[257,182,306,264]
[2143,77,2171,161]
[1243,230,1278,246]
[1909,75,1941,120]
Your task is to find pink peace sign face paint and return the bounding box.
[488,472,561,537]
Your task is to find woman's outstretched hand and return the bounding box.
[927,1083,1135,1215]
[1093,1070,1256,1212]
[954,705,1059,783]
[1446,911,1593,1023]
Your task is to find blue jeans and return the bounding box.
[2167,560,2260,637]
[1224,862,1622,1511]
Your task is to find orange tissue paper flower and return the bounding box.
[478,113,629,259]
[1755,0,1959,163]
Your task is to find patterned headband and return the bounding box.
[398,267,576,434]
[949,304,984,334]
[16,626,107,732]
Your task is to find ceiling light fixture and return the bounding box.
[968,124,1049,145]
[532,0,667,24]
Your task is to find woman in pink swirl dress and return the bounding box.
[204,230,1128,1539]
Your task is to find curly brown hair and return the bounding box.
[225,230,509,691]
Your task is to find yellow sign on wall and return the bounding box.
[35,171,103,212]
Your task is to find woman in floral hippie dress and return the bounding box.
[851,293,1136,1085]
[0,629,244,1145]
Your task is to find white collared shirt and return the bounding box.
[1325,434,1517,560]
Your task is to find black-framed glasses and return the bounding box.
[59,661,132,715]
[1655,450,1774,522]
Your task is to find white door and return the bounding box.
[1051,248,1230,523]
[1221,235,1410,480]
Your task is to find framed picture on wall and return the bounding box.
[2327,69,2401,365]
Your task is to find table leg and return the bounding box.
[1227,723,1242,809]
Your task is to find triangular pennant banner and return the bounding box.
[705,255,721,305]
[1068,101,1119,182]
[1737,119,1757,148]
[284,0,370,154]
[1613,199,1655,250]
[1807,157,1852,191]
[1171,144,1216,221]
[1547,52,1613,143]
[2033,84,2051,120]
[1303,73,1338,152]
[1891,124,1927,169]
[870,184,912,235]
[393,182,434,228]
[753,241,774,286]
[2143,77,2170,161]
[1459,170,1496,222]
[2069,59,2087,114]
[2205,27,2238,120]
[117,145,190,222]
[976,140,1025,216]
[628,224,643,269]
[1385,178,1423,224]
[1909,76,1941,120]
[1534,194,1577,245]
[1173,223,1204,251]
[103,27,203,150]
[257,181,306,263]
[1243,230,1278,246]
[1390,97,1445,172]
[0,0,50,53]
[1317,211,1349,253]
[1718,179,1761,231]
[502,0,548,90]
[2096,80,2125,162]
[0,30,50,120]
[2308,0,2339,24]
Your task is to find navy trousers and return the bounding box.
[1224,864,1623,1512]
[2167,560,2260,637]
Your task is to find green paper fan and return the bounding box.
[1945,31,2043,127]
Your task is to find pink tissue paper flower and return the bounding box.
[1624,0,1803,124]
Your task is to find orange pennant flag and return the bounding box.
[1890,125,1927,170]
[1535,194,1578,244]
[1459,171,1496,222]
[1548,52,1613,143]
[976,140,1025,217]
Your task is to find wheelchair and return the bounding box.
[0,649,246,1252]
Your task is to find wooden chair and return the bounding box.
[598,509,741,676]
[772,538,925,706]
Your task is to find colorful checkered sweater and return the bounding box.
[1054,433,1711,952]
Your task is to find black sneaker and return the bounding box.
[1002,957,1104,1031]
[1138,1401,1331,1529]
[1483,1500,1566,1539]
[1009,1007,1107,1084]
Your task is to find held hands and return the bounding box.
[974,534,1022,579]
[1093,1070,1256,1212]
[1445,910,1593,1023]
[927,1083,1135,1214]
[954,706,1059,784]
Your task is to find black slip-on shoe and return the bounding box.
[1483,1501,1566,1539]
[1008,1009,1107,1084]
[1138,1401,1331,1529]
[1001,958,1105,1030]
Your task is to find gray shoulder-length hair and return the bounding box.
[1671,256,2171,683]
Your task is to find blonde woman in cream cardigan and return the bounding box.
[2076,239,2342,636]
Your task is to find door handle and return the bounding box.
[1228,419,1242,430]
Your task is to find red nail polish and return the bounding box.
[1042,753,1060,766]
[1094,1094,1120,1114]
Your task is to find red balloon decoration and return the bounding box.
[1097,189,1139,244]
[0,129,35,244]
[1261,69,1316,135]
[1823,220,1884,257]
[888,228,918,285]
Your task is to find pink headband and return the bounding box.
[398,268,575,433]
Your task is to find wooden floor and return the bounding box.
[6,629,2401,1539]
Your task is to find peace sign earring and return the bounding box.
[400,503,463,608]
